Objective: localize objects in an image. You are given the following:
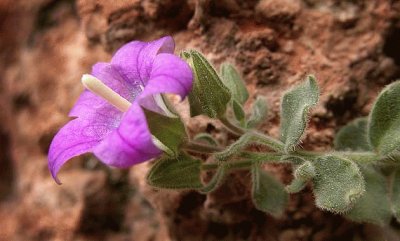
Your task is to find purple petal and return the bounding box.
[69,63,142,118]
[111,36,175,86]
[138,53,193,103]
[49,105,121,183]
[93,103,161,168]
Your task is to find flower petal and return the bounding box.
[111,36,175,85]
[49,105,121,183]
[93,103,161,168]
[69,63,142,118]
[139,53,193,102]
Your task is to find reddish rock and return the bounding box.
[0,0,400,240]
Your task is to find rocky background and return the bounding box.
[1,0,400,240]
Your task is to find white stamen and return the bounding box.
[81,74,131,112]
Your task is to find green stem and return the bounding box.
[219,116,245,135]
[183,141,223,153]
[250,131,285,152]
[202,154,283,171]
[202,159,252,171]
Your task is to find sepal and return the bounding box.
[181,50,231,118]
[147,154,203,189]
[143,108,187,156]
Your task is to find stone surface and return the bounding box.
[0,0,400,240]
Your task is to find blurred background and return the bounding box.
[0,0,400,240]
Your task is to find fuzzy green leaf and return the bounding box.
[368,80,400,155]
[286,161,315,193]
[280,75,319,152]
[220,63,249,104]
[334,117,372,151]
[345,166,391,225]
[313,155,365,213]
[181,50,231,118]
[143,109,187,156]
[232,100,246,126]
[392,169,400,222]
[251,164,288,217]
[294,161,316,180]
[286,179,307,194]
[246,96,268,129]
[147,154,203,189]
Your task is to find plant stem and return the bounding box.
[202,153,283,171]
[183,141,223,153]
[201,159,252,171]
[250,131,285,152]
[219,116,245,135]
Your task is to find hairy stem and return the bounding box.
[219,116,245,135]
[184,141,223,153]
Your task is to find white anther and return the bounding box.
[81,74,131,112]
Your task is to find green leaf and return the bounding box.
[313,155,365,213]
[280,75,319,152]
[368,80,400,155]
[334,117,372,151]
[246,96,268,129]
[220,63,249,104]
[199,166,226,193]
[181,50,231,118]
[147,154,203,189]
[294,160,316,180]
[143,108,187,156]
[251,164,288,217]
[345,166,391,225]
[286,161,315,193]
[286,178,307,194]
[232,100,245,126]
[193,133,219,146]
[392,168,400,222]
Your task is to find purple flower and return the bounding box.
[48,36,193,184]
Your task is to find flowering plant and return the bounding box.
[49,36,400,226]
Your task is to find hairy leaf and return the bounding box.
[232,100,246,126]
[286,179,307,194]
[143,108,187,156]
[252,164,288,217]
[345,166,391,225]
[392,169,400,222]
[368,80,400,155]
[313,155,365,213]
[246,96,268,129]
[147,154,202,189]
[334,117,372,151]
[294,161,316,180]
[220,63,249,104]
[181,50,231,118]
[287,161,315,193]
[280,75,319,152]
